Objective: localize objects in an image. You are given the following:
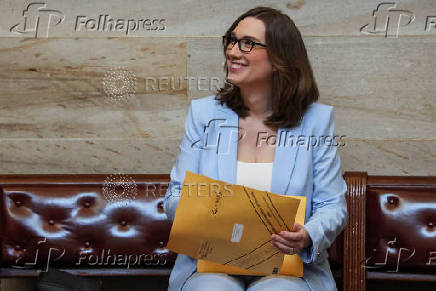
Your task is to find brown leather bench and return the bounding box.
[0,174,176,278]
[1,172,435,290]
[338,172,436,290]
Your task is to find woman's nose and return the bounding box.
[227,42,243,57]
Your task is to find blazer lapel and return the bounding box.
[215,103,303,195]
[215,105,238,185]
[270,126,303,195]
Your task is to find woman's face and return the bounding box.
[225,17,275,88]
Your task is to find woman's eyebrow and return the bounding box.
[230,32,261,42]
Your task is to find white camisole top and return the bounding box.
[236,160,273,192]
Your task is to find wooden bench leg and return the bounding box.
[343,172,367,291]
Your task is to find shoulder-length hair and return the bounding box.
[215,6,319,129]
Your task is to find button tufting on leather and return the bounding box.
[120,220,127,226]
[15,200,22,207]
[157,201,164,213]
[388,240,396,247]
[14,245,21,250]
[48,219,55,225]
[387,196,398,205]
[84,241,90,248]
[84,201,91,208]
[428,222,434,228]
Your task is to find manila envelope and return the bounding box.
[166,171,305,275]
[198,195,306,277]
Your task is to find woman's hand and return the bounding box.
[270,223,312,255]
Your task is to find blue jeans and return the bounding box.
[182,272,311,291]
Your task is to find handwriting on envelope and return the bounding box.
[166,171,303,275]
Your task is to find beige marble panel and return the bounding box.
[0,138,182,174]
[187,36,436,139]
[339,138,436,175]
[1,0,436,37]
[1,136,433,176]
[306,36,436,139]
[0,95,188,139]
[187,37,225,99]
[0,37,187,139]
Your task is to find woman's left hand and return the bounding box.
[270,223,312,255]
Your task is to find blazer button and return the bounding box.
[316,251,321,256]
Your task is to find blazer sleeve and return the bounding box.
[164,100,203,223]
[300,106,349,264]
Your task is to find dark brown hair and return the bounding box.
[215,6,319,129]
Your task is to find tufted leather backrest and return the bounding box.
[365,176,436,272]
[3,173,434,281]
[0,174,176,271]
[0,174,347,275]
[341,173,436,291]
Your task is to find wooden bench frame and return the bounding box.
[342,172,436,291]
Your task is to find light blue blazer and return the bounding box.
[164,95,348,291]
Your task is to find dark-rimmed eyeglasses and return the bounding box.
[222,35,267,53]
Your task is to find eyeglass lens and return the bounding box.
[223,36,253,52]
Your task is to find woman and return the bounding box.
[164,6,348,291]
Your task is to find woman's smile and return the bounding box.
[228,60,248,72]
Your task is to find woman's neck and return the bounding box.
[240,82,273,119]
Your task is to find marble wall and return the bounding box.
[0,0,435,176]
[1,0,435,289]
